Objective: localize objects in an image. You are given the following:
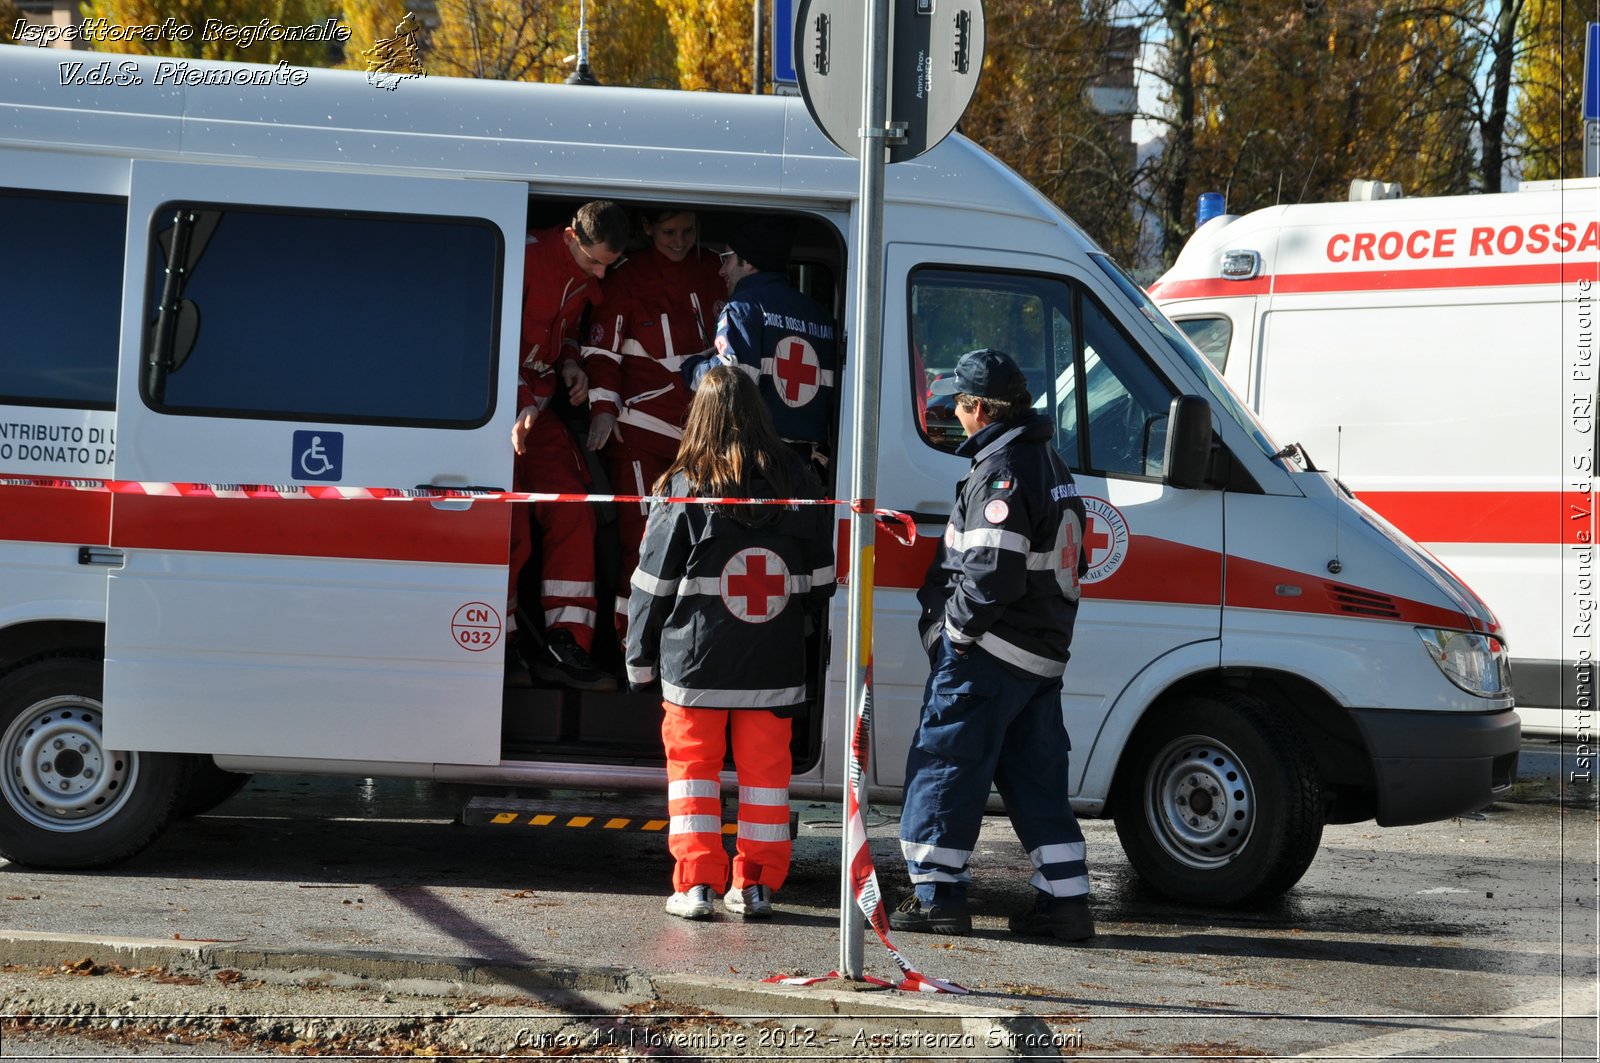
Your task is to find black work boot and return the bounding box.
[889,893,972,936]
[1007,892,1095,941]
[534,629,618,691]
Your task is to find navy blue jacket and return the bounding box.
[918,414,1088,679]
[625,463,836,712]
[685,272,837,446]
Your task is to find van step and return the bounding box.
[462,795,798,837]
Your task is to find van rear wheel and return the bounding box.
[0,656,190,869]
[1112,690,1324,907]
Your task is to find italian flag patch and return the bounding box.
[989,478,1012,490]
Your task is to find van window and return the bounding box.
[1174,316,1231,372]
[1,189,125,410]
[1090,253,1279,460]
[909,267,1174,478]
[141,204,502,427]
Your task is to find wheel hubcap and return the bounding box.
[1145,734,1255,869]
[3,694,137,832]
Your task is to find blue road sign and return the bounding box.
[774,0,797,85]
[1585,22,1600,121]
[291,430,343,482]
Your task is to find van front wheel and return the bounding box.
[0,656,190,869]
[1112,690,1324,907]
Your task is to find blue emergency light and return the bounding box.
[1196,192,1226,227]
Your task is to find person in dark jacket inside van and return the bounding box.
[625,366,836,921]
[892,347,1096,941]
[683,215,837,478]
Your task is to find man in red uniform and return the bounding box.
[583,208,724,639]
[508,200,630,690]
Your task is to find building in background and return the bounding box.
[14,0,82,47]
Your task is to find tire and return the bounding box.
[1112,689,1324,907]
[0,656,191,869]
[177,759,251,818]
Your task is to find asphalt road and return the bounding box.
[1,740,1596,1060]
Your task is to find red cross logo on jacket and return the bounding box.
[771,337,821,408]
[720,547,792,624]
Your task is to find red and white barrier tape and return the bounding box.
[9,471,942,983]
[0,475,917,545]
[765,663,967,995]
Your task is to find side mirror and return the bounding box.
[1164,394,1213,489]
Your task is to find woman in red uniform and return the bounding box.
[624,367,836,920]
[582,208,725,638]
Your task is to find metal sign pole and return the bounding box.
[838,0,892,981]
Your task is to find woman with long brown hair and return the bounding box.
[624,366,835,920]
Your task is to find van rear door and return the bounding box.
[102,161,525,766]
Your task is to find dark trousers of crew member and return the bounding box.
[898,637,1088,904]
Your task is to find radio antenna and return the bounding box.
[1328,426,1344,575]
[565,0,600,86]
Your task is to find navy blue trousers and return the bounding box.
[899,636,1088,904]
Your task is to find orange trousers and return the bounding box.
[661,702,793,894]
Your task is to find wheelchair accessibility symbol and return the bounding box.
[291,430,343,482]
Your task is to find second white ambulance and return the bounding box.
[1151,179,1598,736]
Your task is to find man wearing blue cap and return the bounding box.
[892,348,1096,941]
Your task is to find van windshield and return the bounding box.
[1090,254,1280,460]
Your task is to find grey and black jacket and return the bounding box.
[625,462,836,712]
[918,414,1088,679]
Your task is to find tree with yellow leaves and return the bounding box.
[1513,0,1590,180]
[2,0,23,43]
[341,0,675,87]
[1139,0,1486,264]
[78,0,343,64]
[655,0,751,93]
[958,1,1143,263]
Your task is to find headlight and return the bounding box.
[1416,628,1511,698]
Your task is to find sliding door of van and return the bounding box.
[102,161,525,766]
[872,242,1224,791]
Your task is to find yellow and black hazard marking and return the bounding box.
[462,794,734,833]
[462,794,797,837]
[480,811,738,834]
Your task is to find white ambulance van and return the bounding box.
[0,46,1519,906]
[1150,181,1598,737]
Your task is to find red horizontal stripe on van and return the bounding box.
[1274,260,1599,294]
[1147,276,1271,299]
[1089,536,1222,605]
[855,520,1225,606]
[1150,260,1598,300]
[862,517,1489,633]
[111,494,509,565]
[0,485,112,545]
[1225,554,1484,633]
[1357,490,1586,545]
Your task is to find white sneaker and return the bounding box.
[665,884,715,920]
[723,884,773,919]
